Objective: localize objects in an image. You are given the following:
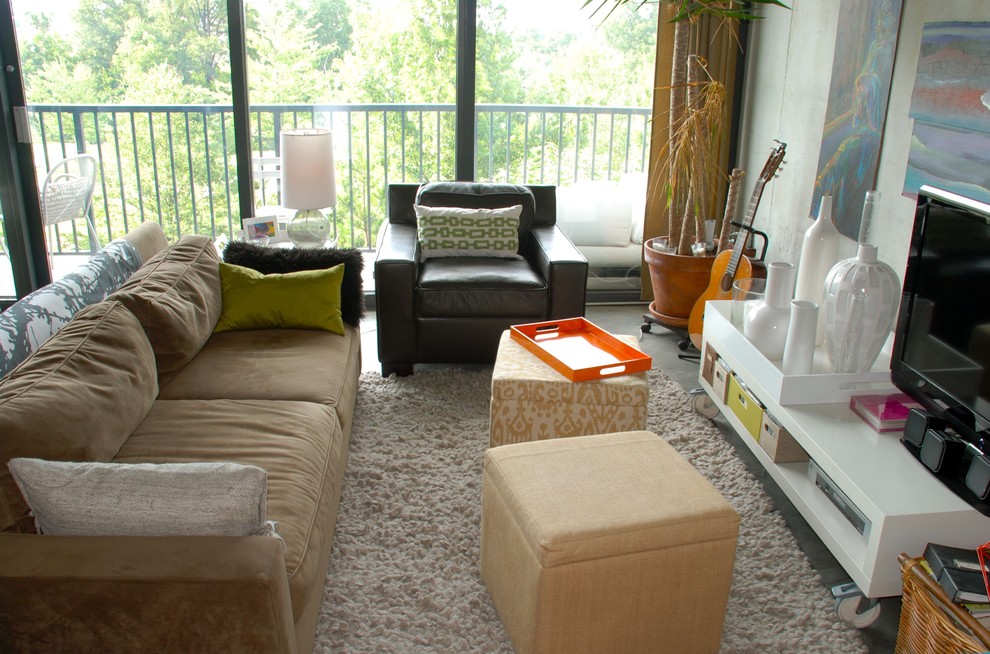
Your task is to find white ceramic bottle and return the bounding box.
[744,261,796,360]
[794,195,840,345]
[822,244,900,373]
[782,300,819,375]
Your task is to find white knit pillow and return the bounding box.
[8,458,274,537]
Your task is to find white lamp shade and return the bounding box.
[280,128,337,211]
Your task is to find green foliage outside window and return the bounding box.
[18,0,657,250]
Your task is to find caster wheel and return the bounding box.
[692,394,720,419]
[835,596,881,628]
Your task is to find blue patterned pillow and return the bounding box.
[0,240,142,378]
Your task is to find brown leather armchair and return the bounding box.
[374,182,588,376]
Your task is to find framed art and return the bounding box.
[242,216,277,241]
[811,0,904,239]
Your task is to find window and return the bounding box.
[1,0,656,299]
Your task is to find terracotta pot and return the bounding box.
[643,237,716,329]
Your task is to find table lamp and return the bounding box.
[280,128,336,248]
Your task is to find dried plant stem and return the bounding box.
[687,55,707,249]
[677,188,697,255]
[718,168,744,253]
[668,75,726,255]
[668,18,690,250]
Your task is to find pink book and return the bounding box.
[849,393,923,433]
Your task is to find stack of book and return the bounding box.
[923,542,990,626]
[849,392,923,432]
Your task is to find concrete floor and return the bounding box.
[359,302,899,653]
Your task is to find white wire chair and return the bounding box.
[41,154,101,255]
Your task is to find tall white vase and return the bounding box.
[744,261,796,360]
[794,195,840,345]
[822,244,900,373]
[782,300,819,375]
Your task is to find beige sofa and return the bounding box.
[0,231,361,653]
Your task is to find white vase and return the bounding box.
[744,261,796,360]
[782,300,819,375]
[822,244,901,373]
[794,195,840,345]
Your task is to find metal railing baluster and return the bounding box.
[26,103,649,254]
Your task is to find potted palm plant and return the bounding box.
[586,0,788,328]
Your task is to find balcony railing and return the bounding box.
[22,102,651,255]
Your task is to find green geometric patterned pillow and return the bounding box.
[414,204,523,259]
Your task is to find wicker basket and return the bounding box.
[896,553,990,654]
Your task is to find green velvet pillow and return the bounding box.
[215,262,345,335]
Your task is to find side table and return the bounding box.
[489,330,649,448]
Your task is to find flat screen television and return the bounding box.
[892,185,990,515]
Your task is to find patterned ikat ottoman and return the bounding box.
[489,330,649,448]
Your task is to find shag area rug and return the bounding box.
[315,369,868,653]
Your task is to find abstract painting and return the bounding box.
[904,22,990,205]
[812,0,903,240]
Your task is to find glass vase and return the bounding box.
[822,244,900,373]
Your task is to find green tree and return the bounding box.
[127,0,230,95]
[307,0,353,74]
[74,0,145,99]
[247,4,328,103]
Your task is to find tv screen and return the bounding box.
[892,186,990,512]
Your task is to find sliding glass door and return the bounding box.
[1,0,659,301]
[484,0,656,293]
[243,0,458,249]
[9,0,237,280]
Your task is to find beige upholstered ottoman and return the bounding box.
[489,331,648,447]
[480,431,740,654]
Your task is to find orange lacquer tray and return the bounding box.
[509,317,652,382]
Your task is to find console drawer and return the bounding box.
[727,374,763,441]
[760,412,809,463]
[712,358,730,404]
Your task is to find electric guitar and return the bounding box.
[687,140,786,349]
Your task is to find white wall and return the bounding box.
[738,0,988,281]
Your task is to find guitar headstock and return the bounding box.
[759,140,787,183]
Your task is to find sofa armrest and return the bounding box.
[527,225,588,319]
[0,534,297,654]
[374,223,419,375]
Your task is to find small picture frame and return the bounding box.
[242,216,278,242]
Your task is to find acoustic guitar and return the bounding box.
[687,141,787,349]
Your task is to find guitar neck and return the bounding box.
[724,180,767,279]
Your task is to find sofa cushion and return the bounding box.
[0,301,158,533]
[416,257,548,318]
[221,241,365,327]
[115,398,346,625]
[8,458,272,537]
[110,234,221,385]
[215,263,345,335]
[415,204,523,259]
[0,239,143,379]
[158,326,360,408]
[416,182,536,236]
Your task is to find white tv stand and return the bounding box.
[697,301,989,605]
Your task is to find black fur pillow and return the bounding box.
[222,241,365,327]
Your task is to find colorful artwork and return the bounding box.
[903,22,990,204]
[812,0,903,240]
